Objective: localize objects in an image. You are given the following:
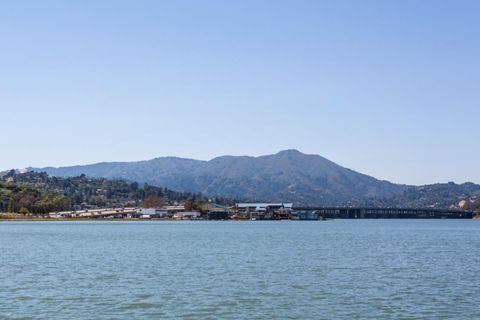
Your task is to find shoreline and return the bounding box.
[0,217,477,222]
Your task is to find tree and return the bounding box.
[184,198,194,211]
[184,198,199,211]
[19,207,30,215]
[141,195,164,208]
[7,199,14,213]
[473,199,480,214]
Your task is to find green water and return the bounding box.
[1,220,479,319]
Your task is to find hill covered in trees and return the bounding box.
[33,150,406,206]
[32,150,480,208]
[0,170,233,214]
[0,180,70,214]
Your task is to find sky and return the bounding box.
[1,0,479,185]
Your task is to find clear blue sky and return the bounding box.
[1,0,479,185]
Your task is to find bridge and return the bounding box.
[292,207,473,219]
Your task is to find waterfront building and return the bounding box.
[235,203,294,220]
[136,208,156,215]
[172,211,201,220]
[136,208,168,218]
[236,203,293,212]
[165,205,186,213]
[200,202,230,212]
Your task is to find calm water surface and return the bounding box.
[0,220,479,319]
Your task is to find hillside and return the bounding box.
[1,170,229,214]
[0,174,70,214]
[383,182,480,209]
[32,149,402,206]
[31,150,480,208]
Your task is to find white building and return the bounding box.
[172,211,201,220]
[137,208,168,218]
[136,208,157,215]
[236,203,293,212]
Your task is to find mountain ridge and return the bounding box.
[29,149,480,208]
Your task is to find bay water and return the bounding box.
[1,220,479,319]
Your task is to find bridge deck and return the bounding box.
[292,207,473,219]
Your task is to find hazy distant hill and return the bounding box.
[31,150,480,207]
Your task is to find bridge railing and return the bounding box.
[291,207,473,219]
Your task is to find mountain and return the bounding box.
[31,150,404,206]
[30,150,480,208]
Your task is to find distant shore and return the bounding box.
[0,214,194,222]
[2,210,478,221]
